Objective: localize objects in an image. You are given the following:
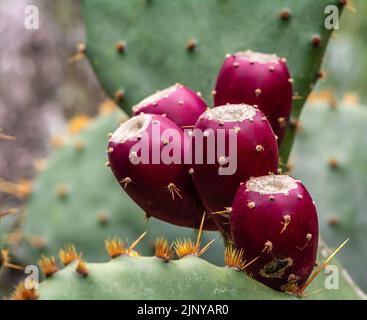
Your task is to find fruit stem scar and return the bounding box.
[259,257,293,279]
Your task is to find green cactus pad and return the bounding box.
[291,102,367,292]
[14,111,223,265]
[81,0,344,161]
[29,243,364,300]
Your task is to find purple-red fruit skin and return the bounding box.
[108,114,216,230]
[231,175,318,291]
[191,104,279,221]
[214,51,293,144]
[133,84,207,128]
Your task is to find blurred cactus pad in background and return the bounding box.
[316,0,367,103]
[1,0,367,300]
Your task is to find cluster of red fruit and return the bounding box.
[107,50,318,292]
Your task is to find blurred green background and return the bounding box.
[316,0,367,104]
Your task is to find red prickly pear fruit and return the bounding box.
[191,104,279,231]
[214,51,293,144]
[108,114,216,230]
[230,175,318,292]
[132,83,207,129]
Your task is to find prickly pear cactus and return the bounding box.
[12,110,224,265]
[291,101,367,292]
[81,0,344,160]
[10,240,364,300]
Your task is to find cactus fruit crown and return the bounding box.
[235,50,280,64]
[246,175,297,194]
[110,114,151,143]
[205,104,257,122]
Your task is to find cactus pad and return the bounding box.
[12,241,364,300]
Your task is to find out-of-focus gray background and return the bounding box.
[0,0,104,208]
